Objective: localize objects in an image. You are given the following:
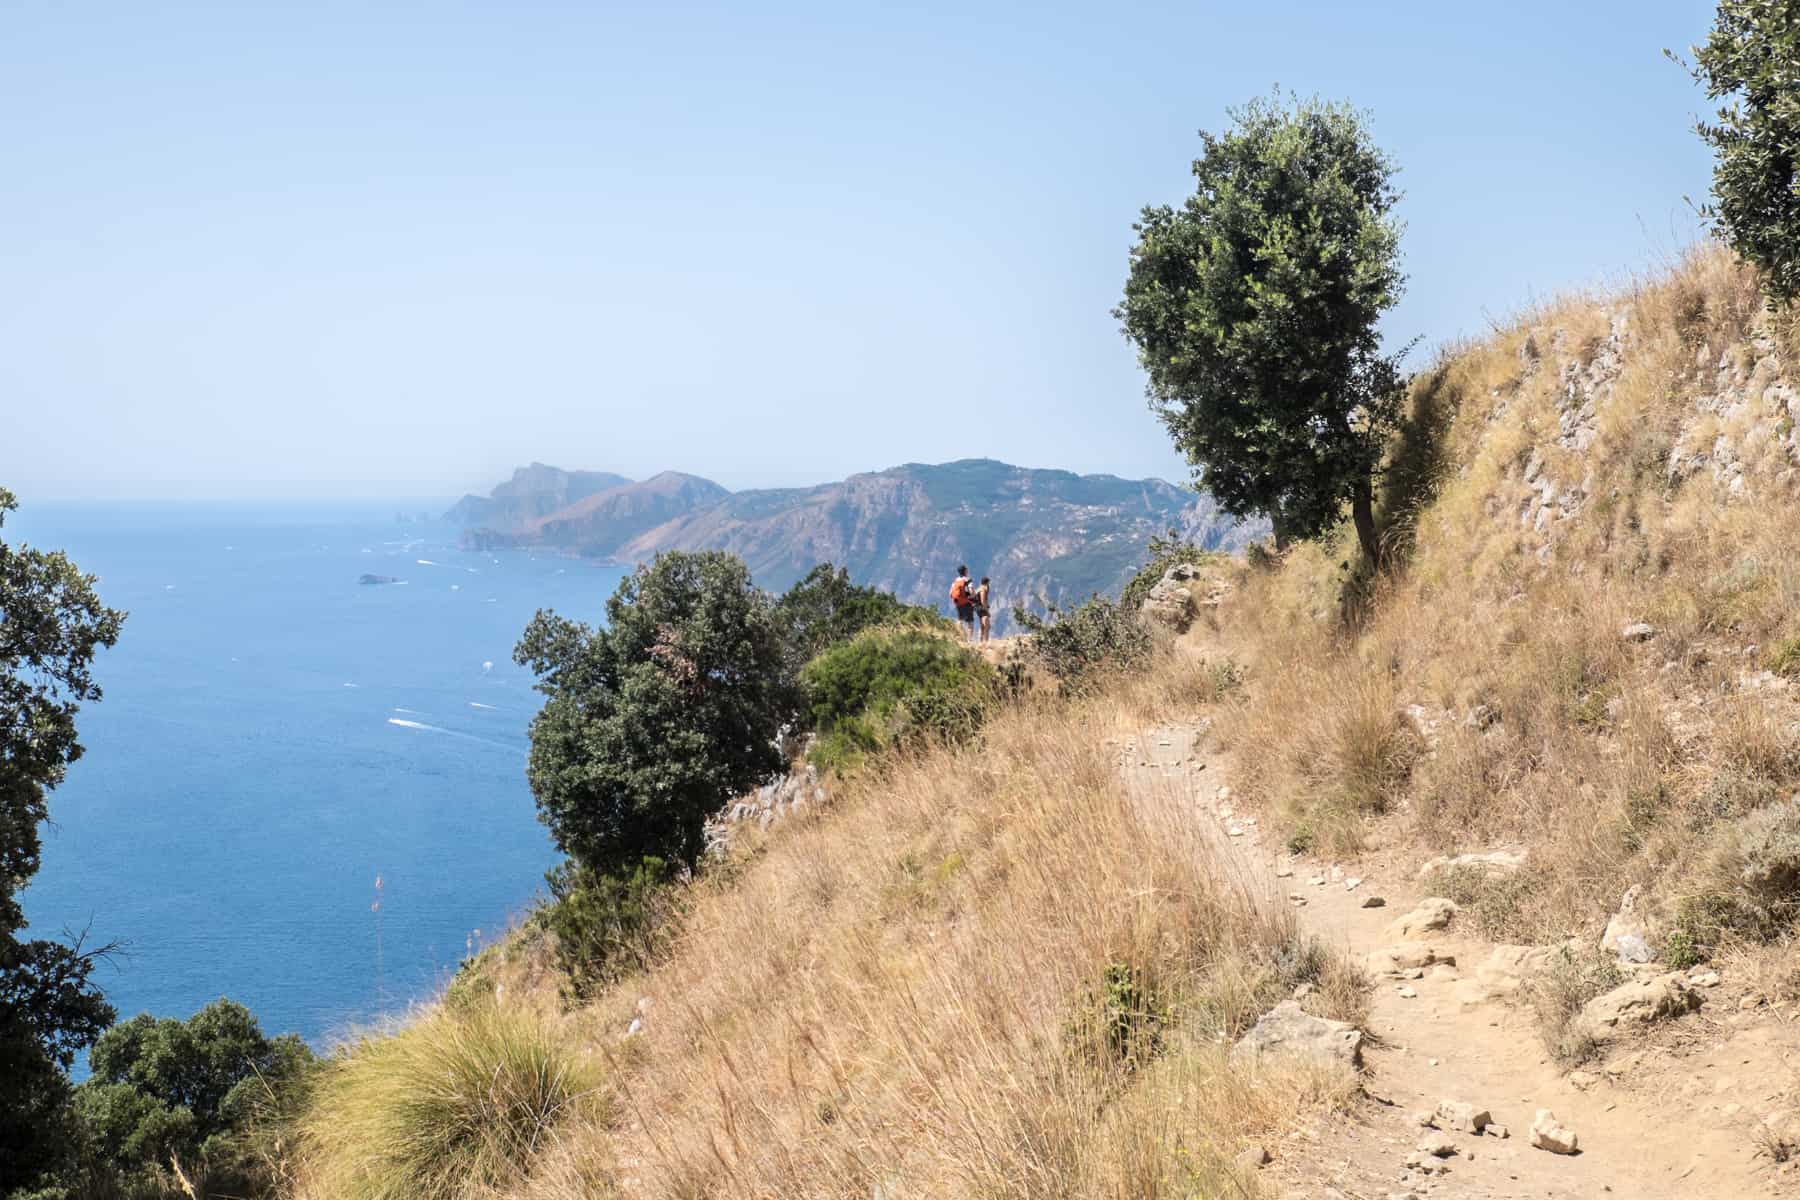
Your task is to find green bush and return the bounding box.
[773,563,940,669]
[1701,796,1800,939]
[1012,596,1152,692]
[1119,530,1220,612]
[799,626,996,771]
[297,1002,600,1200]
[1683,2,1800,303]
[1527,945,1625,1065]
[531,857,678,1003]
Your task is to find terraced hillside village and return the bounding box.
[270,246,1800,1198]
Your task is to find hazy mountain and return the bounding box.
[448,458,1259,619]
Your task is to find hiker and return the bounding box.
[949,565,977,641]
[974,576,993,643]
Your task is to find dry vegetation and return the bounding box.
[288,655,1359,1199]
[1216,244,1800,972]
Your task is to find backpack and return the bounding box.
[949,577,970,606]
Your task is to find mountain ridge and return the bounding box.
[448,458,1259,619]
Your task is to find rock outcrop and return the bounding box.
[1230,1001,1364,1070]
[1573,971,1702,1044]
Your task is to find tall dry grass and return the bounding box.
[1212,243,1800,952]
[551,661,1352,1198]
[287,651,1359,1200]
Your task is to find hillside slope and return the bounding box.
[1197,244,1800,1181]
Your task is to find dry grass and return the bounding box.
[293,1001,604,1200]
[1209,242,1800,964]
[288,651,1360,1200]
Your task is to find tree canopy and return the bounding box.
[1116,93,1409,564]
[515,551,795,877]
[1684,0,1800,303]
[0,486,125,1193]
[76,998,313,1176]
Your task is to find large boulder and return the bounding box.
[1138,563,1202,632]
[1573,971,1702,1044]
[1230,1000,1363,1070]
[1383,897,1459,941]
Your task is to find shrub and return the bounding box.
[1765,633,1800,678]
[799,626,997,771]
[532,857,678,1003]
[297,1002,601,1200]
[1071,963,1165,1071]
[772,563,939,670]
[1012,596,1152,692]
[1527,946,1625,1065]
[1702,796,1800,938]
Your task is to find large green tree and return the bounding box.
[1116,93,1410,565]
[0,487,125,1194]
[74,997,313,1176]
[515,551,794,877]
[1683,0,1800,303]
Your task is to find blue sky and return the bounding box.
[2,1,1718,500]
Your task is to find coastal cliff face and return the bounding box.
[448,458,1258,618]
[444,463,632,529]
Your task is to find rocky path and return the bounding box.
[1121,721,1783,1200]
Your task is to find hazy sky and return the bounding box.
[3,1,1717,501]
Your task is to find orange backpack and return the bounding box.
[949,577,970,606]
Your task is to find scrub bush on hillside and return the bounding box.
[799,626,996,771]
[1012,595,1151,692]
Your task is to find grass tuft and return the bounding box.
[295,1002,602,1200]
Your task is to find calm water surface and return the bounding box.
[13,502,625,1047]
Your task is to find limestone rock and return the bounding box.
[1436,1100,1492,1134]
[1416,1132,1458,1158]
[1574,971,1702,1043]
[1230,1000,1364,1070]
[1383,898,1459,941]
[1530,1109,1579,1154]
[1368,944,1455,976]
[1139,563,1202,632]
[1451,943,1552,1006]
[1600,885,1653,962]
[1418,849,1526,879]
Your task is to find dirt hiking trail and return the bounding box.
[1122,720,1792,1200]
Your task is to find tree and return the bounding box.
[0,486,125,1193]
[75,997,313,1174]
[515,551,794,877]
[1682,0,1800,303]
[1116,93,1410,565]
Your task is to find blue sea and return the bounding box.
[12,502,626,1051]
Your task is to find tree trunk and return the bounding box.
[1350,472,1381,569]
[1269,501,1292,553]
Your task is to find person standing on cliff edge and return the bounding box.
[949,565,976,641]
[974,576,993,643]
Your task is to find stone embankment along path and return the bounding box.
[1119,721,1780,1199]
